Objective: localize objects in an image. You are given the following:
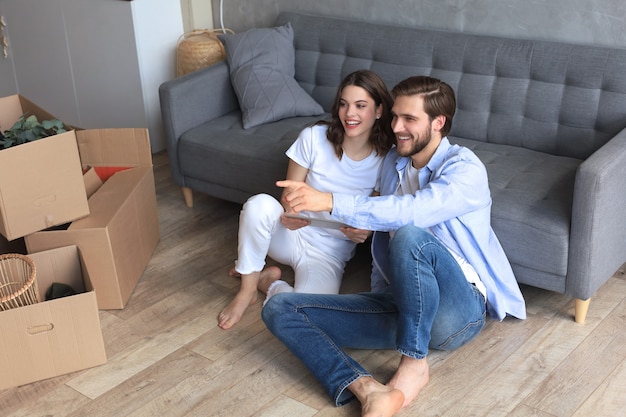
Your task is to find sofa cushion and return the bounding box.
[219,23,324,129]
[452,137,581,291]
[179,112,329,199]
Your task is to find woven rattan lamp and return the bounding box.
[176,29,234,77]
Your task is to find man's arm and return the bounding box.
[279,161,314,230]
[278,150,490,232]
[278,179,372,243]
[281,161,309,210]
[277,179,334,213]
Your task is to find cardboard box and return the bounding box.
[0,246,107,390]
[0,95,90,241]
[25,129,160,309]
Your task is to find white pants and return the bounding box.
[235,194,346,302]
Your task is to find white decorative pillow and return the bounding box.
[219,23,324,129]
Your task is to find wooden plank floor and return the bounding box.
[3,152,625,417]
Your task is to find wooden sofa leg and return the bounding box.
[182,187,193,208]
[574,298,590,324]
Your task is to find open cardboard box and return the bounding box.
[25,129,160,310]
[0,245,107,391]
[0,95,89,241]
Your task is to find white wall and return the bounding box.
[131,0,184,152]
[181,0,214,32]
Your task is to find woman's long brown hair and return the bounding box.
[317,70,395,158]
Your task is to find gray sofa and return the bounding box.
[159,12,626,323]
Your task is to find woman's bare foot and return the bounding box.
[387,356,430,408]
[349,376,405,417]
[228,267,241,278]
[218,273,260,330]
[257,266,282,294]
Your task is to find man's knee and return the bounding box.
[390,225,430,249]
[429,315,485,351]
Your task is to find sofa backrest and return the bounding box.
[276,12,626,160]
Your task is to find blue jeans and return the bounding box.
[262,225,486,406]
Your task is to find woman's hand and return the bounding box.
[340,227,372,244]
[280,213,310,230]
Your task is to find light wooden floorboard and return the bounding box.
[2,152,625,417]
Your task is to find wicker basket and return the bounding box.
[176,29,234,77]
[0,253,39,311]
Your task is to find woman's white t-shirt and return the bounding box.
[286,124,384,261]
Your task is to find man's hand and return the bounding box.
[276,180,334,213]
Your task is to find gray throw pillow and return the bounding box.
[219,23,324,129]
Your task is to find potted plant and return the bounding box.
[0,114,66,149]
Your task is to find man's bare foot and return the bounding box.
[387,356,429,408]
[349,376,405,417]
[218,273,260,330]
[257,266,282,294]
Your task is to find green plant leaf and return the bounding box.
[1,113,66,149]
[42,119,64,130]
[0,138,15,148]
[8,116,25,132]
[23,115,39,129]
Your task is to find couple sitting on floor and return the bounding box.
[218,70,526,417]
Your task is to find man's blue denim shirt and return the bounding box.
[332,138,527,321]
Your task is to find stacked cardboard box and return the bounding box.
[0,95,160,389]
[0,95,89,240]
[25,128,160,310]
[0,246,106,390]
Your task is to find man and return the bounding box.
[263,75,526,417]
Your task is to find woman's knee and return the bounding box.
[243,193,280,213]
[241,194,282,223]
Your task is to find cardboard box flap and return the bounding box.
[0,95,24,128]
[83,167,104,199]
[28,245,87,299]
[76,129,152,168]
[70,167,150,230]
[0,198,7,240]
[0,95,58,131]
[26,228,119,305]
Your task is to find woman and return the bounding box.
[218,70,394,330]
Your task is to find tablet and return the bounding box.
[285,213,348,229]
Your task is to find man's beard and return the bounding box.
[396,127,432,157]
